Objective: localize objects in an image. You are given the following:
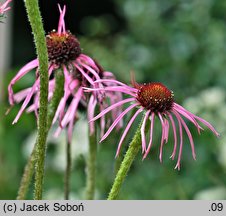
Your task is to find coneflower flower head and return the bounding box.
[85,80,219,170]
[46,30,81,65]
[8,4,122,142]
[136,82,174,112]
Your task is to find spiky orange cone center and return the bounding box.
[137,82,174,112]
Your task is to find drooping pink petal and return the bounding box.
[172,110,183,170]
[74,63,94,85]
[51,68,76,125]
[77,61,101,80]
[113,95,124,129]
[174,110,196,160]
[164,118,169,143]
[78,54,100,71]
[100,103,139,142]
[83,86,137,97]
[158,113,166,163]
[52,90,70,125]
[54,88,83,137]
[12,78,40,124]
[67,104,79,144]
[58,96,78,129]
[25,92,39,114]
[116,108,143,157]
[62,65,71,82]
[141,110,150,153]
[103,71,115,78]
[107,91,123,129]
[87,95,97,135]
[174,103,219,137]
[60,88,82,128]
[13,87,33,103]
[90,97,136,122]
[168,113,177,160]
[8,59,39,105]
[26,79,55,113]
[93,79,138,92]
[0,0,12,14]
[143,112,155,159]
[100,104,106,138]
[12,66,53,124]
[173,103,203,133]
[193,115,220,137]
[69,79,79,92]
[32,92,39,118]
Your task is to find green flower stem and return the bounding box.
[85,132,97,200]
[24,0,49,200]
[16,69,64,200]
[114,147,124,175]
[16,146,36,200]
[108,121,143,200]
[46,69,65,130]
[64,135,72,200]
[114,109,138,175]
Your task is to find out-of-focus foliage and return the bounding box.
[0,0,226,199]
[81,0,226,93]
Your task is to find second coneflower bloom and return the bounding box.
[8,5,122,142]
[85,80,220,170]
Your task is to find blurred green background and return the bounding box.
[0,0,226,199]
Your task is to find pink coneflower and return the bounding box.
[0,0,11,15]
[8,5,122,142]
[85,80,220,170]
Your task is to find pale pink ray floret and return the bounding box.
[84,80,220,170]
[7,4,123,143]
[0,0,11,15]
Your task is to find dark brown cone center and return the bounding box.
[46,30,81,65]
[136,82,174,113]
